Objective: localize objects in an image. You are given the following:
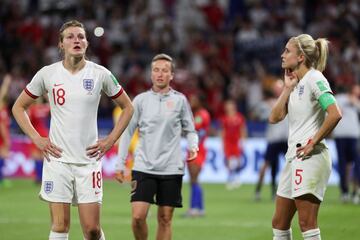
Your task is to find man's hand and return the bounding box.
[114,170,125,183]
[187,147,198,162]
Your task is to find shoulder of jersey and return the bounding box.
[133,90,151,101]
[37,61,62,77]
[41,61,62,71]
[171,89,187,101]
[309,68,326,80]
[88,61,107,71]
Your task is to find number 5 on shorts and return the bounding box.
[295,169,303,185]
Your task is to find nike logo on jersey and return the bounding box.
[294,187,301,191]
[95,191,101,195]
[54,83,64,87]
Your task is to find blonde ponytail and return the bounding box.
[314,38,329,72]
[292,34,330,72]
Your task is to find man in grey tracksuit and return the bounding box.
[115,53,199,240]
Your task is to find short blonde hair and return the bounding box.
[151,53,175,73]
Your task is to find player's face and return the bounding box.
[225,101,236,115]
[151,60,173,90]
[60,26,88,58]
[281,40,302,70]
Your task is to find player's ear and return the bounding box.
[170,72,174,81]
[297,53,305,64]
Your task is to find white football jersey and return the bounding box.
[26,60,123,163]
[286,68,332,160]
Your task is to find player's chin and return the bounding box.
[70,51,85,57]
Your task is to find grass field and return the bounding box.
[0,180,359,240]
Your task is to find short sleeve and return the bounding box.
[25,68,46,98]
[309,72,332,100]
[102,69,123,99]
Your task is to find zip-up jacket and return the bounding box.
[116,88,198,175]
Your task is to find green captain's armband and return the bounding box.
[318,92,336,110]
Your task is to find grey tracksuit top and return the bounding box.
[116,88,198,175]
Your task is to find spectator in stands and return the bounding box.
[269,34,342,240]
[12,20,133,240]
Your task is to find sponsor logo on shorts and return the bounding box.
[95,191,101,195]
[294,187,301,191]
[44,181,53,194]
[131,180,137,195]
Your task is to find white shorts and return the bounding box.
[277,146,331,202]
[40,160,103,205]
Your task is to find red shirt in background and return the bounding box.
[28,104,50,137]
[191,108,211,166]
[220,113,246,158]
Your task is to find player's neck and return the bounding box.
[152,86,171,94]
[295,65,309,81]
[63,57,86,74]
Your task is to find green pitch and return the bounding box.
[0,180,359,239]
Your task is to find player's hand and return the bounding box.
[86,137,114,160]
[284,69,298,90]
[34,136,62,161]
[114,170,125,183]
[187,148,198,162]
[296,139,314,160]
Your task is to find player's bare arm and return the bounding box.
[12,91,62,161]
[86,90,134,160]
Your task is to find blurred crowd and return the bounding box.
[0,0,360,133]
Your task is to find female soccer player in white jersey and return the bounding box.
[12,20,134,240]
[269,34,342,240]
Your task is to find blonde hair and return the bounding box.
[151,53,175,73]
[290,34,329,72]
[58,20,86,44]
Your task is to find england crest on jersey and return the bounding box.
[298,85,304,98]
[83,79,94,93]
